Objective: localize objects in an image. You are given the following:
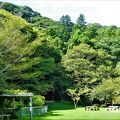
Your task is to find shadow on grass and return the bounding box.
[38,101,75,120]
[19,111,63,120]
[43,110,64,116]
[47,101,74,111]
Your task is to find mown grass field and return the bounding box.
[19,102,120,120]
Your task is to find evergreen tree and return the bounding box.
[59,15,73,42]
[76,14,86,27]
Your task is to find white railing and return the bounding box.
[20,106,48,116]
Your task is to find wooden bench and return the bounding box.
[0,114,11,120]
[107,106,119,111]
[85,106,99,111]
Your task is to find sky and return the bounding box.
[1,0,120,27]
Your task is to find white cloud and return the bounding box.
[1,0,120,26]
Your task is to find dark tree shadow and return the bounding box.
[47,101,74,110]
[39,101,75,120]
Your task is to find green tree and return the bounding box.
[60,15,73,42]
[68,23,102,49]
[67,88,81,108]
[0,10,55,95]
[94,37,120,63]
[92,77,120,105]
[0,2,41,22]
[63,43,114,96]
[76,14,86,27]
[67,87,89,108]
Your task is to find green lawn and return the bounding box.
[19,102,120,120]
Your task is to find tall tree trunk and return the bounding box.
[73,100,76,109]
[73,100,78,109]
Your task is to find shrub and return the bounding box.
[93,104,100,107]
[32,95,45,106]
[14,101,24,108]
[101,104,107,108]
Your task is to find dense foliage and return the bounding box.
[0,2,120,110]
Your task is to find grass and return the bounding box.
[19,101,120,120]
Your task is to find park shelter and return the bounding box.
[0,93,33,120]
[0,93,47,119]
[0,93,33,109]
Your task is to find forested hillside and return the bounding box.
[0,2,120,107]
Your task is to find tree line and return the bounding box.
[0,2,120,108]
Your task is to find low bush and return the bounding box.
[101,104,107,108]
[93,104,100,107]
[32,95,45,106]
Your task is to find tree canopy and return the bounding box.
[0,2,120,108]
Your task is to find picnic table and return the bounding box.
[0,114,11,120]
[107,106,119,111]
[85,106,99,111]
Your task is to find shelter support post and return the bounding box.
[13,97,15,109]
[29,97,32,120]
